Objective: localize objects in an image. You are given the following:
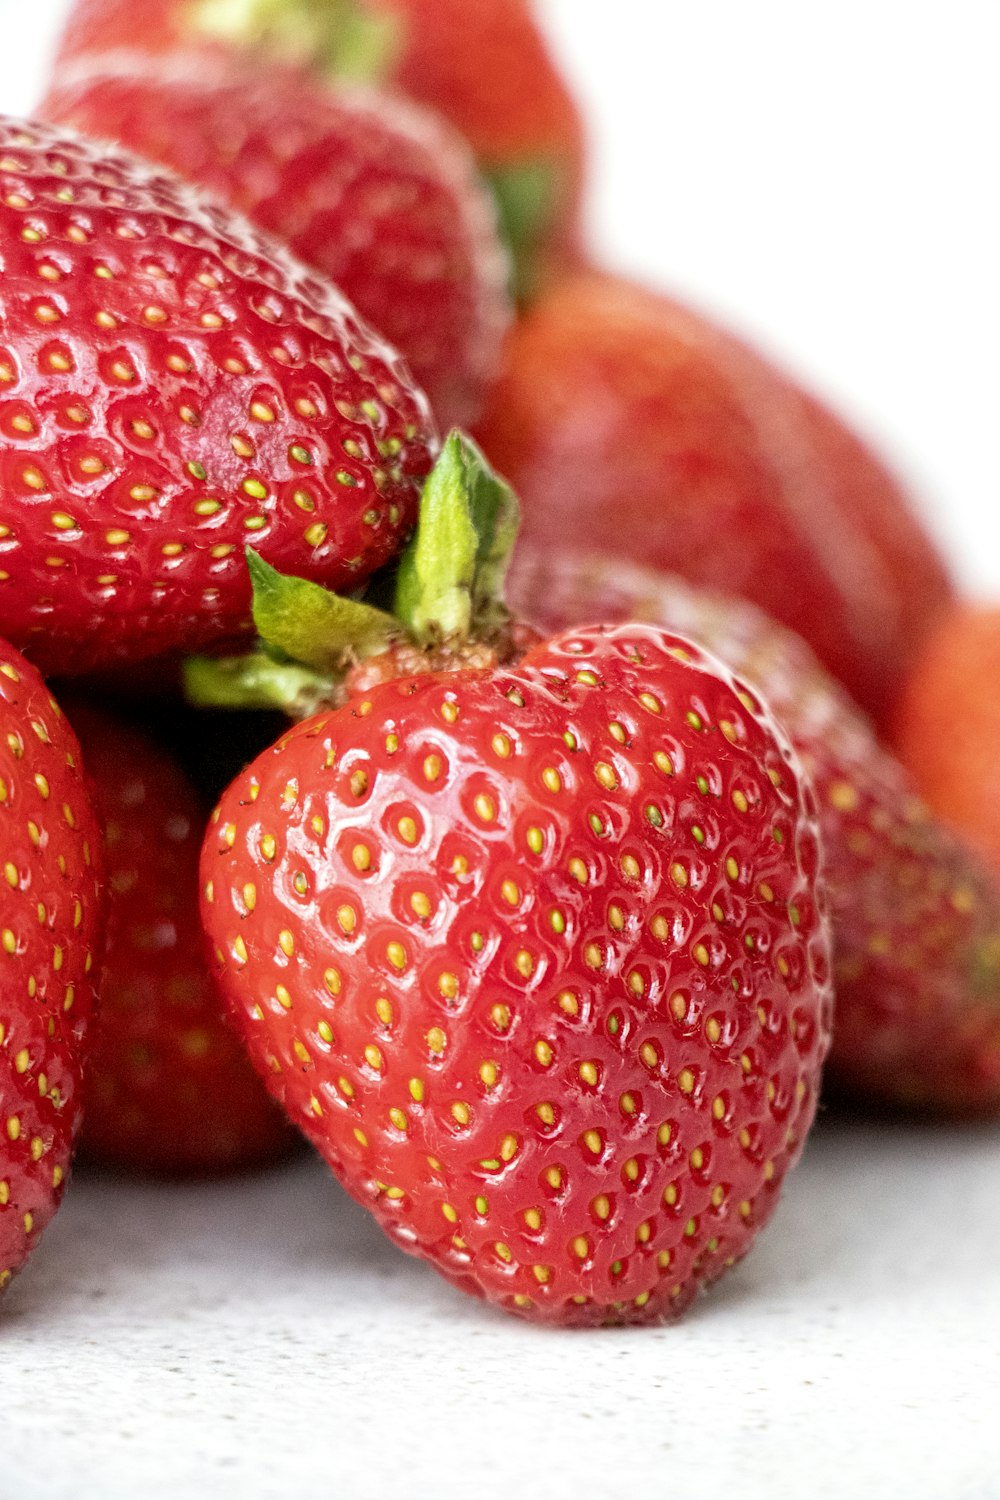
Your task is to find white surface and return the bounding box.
[1,4,999,1498]
[5,1122,1000,1494]
[5,1117,1000,1500]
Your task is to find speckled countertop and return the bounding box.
[5,1116,999,1500]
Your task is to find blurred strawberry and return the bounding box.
[475,270,954,728]
[52,0,585,300]
[67,700,294,1175]
[510,543,1000,1115]
[894,604,1000,882]
[43,52,510,431]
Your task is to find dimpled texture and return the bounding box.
[894,606,1000,885]
[43,53,511,432]
[0,643,104,1293]
[474,270,955,727]
[510,545,1000,1114]
[0,115,435,677]
[52,0,586,292]
[67,702,294,1175]
[201,624,832,1325]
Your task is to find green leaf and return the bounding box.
[183,651,334,716]
[484,158,561,304]
[190,0,399,85]
[393,431,519,647]
[247,549,397,671]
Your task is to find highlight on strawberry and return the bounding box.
[195,433,834,1325]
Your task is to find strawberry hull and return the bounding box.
[0,117,436,678]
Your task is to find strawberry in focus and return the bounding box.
[66,702,293,1175]
[51,0,586,301]
[197,437,832,1324]
[43,52,510,431]
[0,115,436,678]
[510,544,1000,1114]
[474,269,954,728]
[0,644,105,1294]
[894,604,1000,882]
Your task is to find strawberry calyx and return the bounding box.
[184,430,523,715]
[484,158,569,304]
[188,0,400,82]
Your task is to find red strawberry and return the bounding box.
[893,605,1000,882]
[65,701,294,1175]
[474,269,955,728]
[197,437,832,1325]
[42,53,510,432]
[51,0,585,300]
[0,643,105,1294]
[509,543,1000,1114]
[0,115,436,679]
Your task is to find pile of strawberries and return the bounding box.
[1,0,997,1327]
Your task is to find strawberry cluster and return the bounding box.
[0,0,994,1325]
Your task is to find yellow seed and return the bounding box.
[579,1061,598,1086]
[582,1129,602,1155]
[451,1101,470,1126]
[427,1027,446,1054]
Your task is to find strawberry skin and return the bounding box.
[201,623,831,1324]
[893,605,1000,885]
[42,53,510,432]
[509,545,1000,1113]
[51,0,586,299]
[0,642,104,1293]
[474,269,954,727]
[0,116,435,678]
[65,701,294,1175]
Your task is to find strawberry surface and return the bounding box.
[51,0,586,300]
[201,623,832,1324]
[893,605,1000,882]
[474,269,954,727]
[66,702,294,1175]
[43,53,510,432]
[0,643,104,1294]
[0,116,435,678]
[510,545,1000,1114]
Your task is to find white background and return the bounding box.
[1,5,999,1498]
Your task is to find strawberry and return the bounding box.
[0,642,104,1294]
[197,435,832,1324]
[509,543,1000,1114]
[0,115,436,679]
[894,605,1000,882]
[473,269,955,728]
[42,52,511,432]
[64,700,294,1175]
[51,0,585,300]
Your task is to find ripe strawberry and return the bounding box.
[198,437,832,1325]
[509,543,1000,1114]
[0,115,435,679]
[474,269,955,728]
[894,605,1000,882]
[64,700,294,1175]
[51,0,585,300]
[0,643,104,1294]
[42,53,510,432]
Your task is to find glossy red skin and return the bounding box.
[52,0,586,290]
[474,270,955,728]
[201,624,831,1325]
[43,54,510,432]
[66,702,293,1175]
[0,644,105,1294]
[510,545,1000,1114]
[894,606,1000,886]
[0,115,436,678]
